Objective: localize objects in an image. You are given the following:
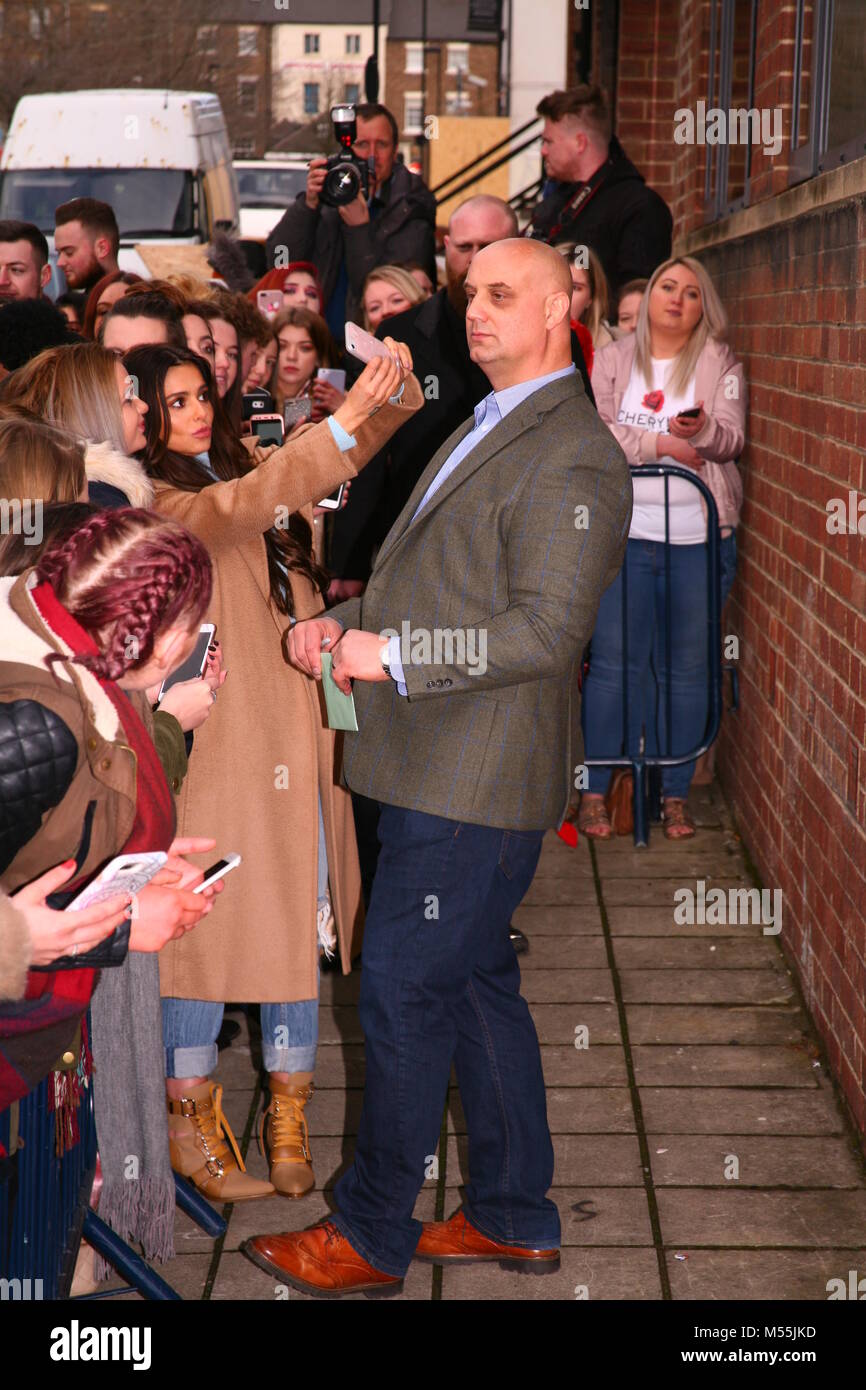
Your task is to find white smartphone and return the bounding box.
[65,852,167,911]
[344,321,396,365]
[158,623,215,701]
[316,367,347,391]
[317,483,345,511]
[192,853,242,894]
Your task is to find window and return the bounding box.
[405,42,423,74]
[346,34,361,55]
[703,0,758,219]
[445,91,472,115]
[197,24,218,54]
[344,83,360,104]
[238,26,258,57]
[447,43,470,74]
[304,33,320,55]
[238,79,257,117]
[404,93,423,135]
[304,83,320,116]
[791,0,866,181]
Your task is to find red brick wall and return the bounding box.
[612,2,866,1139]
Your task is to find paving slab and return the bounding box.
[521,968,615,1003]
[517,935,609,969]
[440,1246,663,1299]
[522,877,595,906]
[648,1135,865,1188]
[615,938,783,969]
[627,1006,809,1045]
[600,877,750,906]
[447,1086,636,1135]
[641,1086,844,1135]
[607,906,765,937]
[540,1044,629,1087]
[620,969,795,1006]
[667,1248,866,1300]
[631,1044,820,1088]
[511,903,602,935]
[595,854,748,880]
[446,1132,644,1186]
[554,1187,656,1246]
[529,1002,621,1044]
[656,1188,866,1247]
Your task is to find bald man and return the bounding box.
[246,237,632,1298]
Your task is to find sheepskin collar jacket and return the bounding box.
[85,442,154,510]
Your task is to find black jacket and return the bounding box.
[265,162,437,328]
[328,288,595,580]
[529,138,673,294]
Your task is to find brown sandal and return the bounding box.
[577,795,613,840]
[662,798,696,840]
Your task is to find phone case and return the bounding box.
[319,652,358,732]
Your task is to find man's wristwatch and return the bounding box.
[380,642,391,678]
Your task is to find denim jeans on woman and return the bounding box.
[162,794,330,1077]
[582,532,736,800]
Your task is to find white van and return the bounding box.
[0,90,240,276]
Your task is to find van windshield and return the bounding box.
[0,169,196,238]
[235,167,308,209]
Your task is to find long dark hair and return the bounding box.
[125,344,328,616]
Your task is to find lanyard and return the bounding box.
[532,159,611,242]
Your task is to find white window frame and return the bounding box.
[446,42,470,74]
[304,32,320,55]
[405,42,423,74]
[403,91,424,135]
[197,24,218,55]
[238,25,258,57]
[346,33,361,55]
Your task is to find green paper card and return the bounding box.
[320,651,358,732]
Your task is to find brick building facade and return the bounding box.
[589,0,866,1137]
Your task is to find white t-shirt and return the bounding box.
[617,355,706,544]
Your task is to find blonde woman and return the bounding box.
[361,264,426,334]
[558,243,615,350]
[2,341,153,507]
[582,256,745,840]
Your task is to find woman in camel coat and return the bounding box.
[127,339,421,1201]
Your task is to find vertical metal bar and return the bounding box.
[705,0,719,207]
[664,473,672,760]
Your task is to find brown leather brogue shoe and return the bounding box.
[241,1220,403,1299]
[414,1209,560,1272]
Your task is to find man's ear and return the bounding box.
[40,263,51,290]
[94,235,111,265]
[545,290,572,328]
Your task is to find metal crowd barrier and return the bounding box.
[1,1024,226,1300]
[583,463,731,847]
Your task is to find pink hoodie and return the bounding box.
[591,333,745,534]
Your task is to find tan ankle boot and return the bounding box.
[259,1074,315,1198]
[167,1081,275,1202]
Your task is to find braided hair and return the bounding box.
[35,508,213,683]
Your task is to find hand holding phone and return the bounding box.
[257,290,284,319]
[158,623,215,701]
[676,406,702,420]
[251,414,285,447]
[192,853,242,894]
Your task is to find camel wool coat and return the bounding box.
[153,380,424,1003]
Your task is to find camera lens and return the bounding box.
[323,163,361,207]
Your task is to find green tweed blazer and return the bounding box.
[329,371,632,830]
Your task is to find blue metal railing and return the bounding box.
[1,1029,226,1298]
[583,463,728,846]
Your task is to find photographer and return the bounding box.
[266,103,436,339]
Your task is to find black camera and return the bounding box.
[319,104,371,208]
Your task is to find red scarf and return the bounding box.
[24,583,175,1006]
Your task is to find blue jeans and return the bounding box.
[582,533,737,799]
[162,991,320,1077]
[162,794,330,1077]
[332,804,560,1278]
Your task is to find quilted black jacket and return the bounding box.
[0,697,129,968]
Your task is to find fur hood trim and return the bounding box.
[85,441,154,509]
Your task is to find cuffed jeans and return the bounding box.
[582,533,737,799]
[331,804,560,1278]
[162,794,329,1077]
